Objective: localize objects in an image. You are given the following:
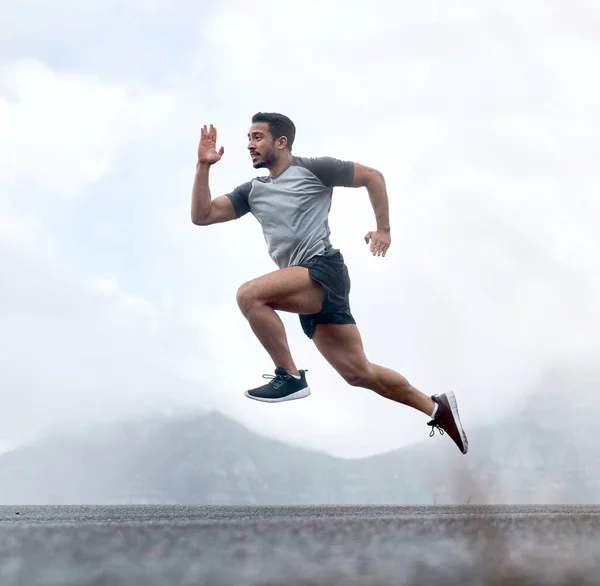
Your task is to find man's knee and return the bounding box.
[236,281,259,315]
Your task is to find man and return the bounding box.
[191,112,468,454]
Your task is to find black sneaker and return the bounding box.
[427,391,468,454]
[244,367,311,403]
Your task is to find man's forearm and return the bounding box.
[191,163,213,222]
[367,172,390,232]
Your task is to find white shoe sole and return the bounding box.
[244,387,311,403]
[446,390,469,454]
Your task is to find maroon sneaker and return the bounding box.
[427,391,468,454]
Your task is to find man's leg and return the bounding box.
[236,266,324,375]
[311,323,435,416]
[312,322,468,453]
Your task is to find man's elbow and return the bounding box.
[191,203,215,225]
[191,213,211,226]
[353,163,385,188]
[367,168,385,186]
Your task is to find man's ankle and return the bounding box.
[281,366,301,378]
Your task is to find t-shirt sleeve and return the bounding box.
[302,157,355,188]
[225,181,252,218]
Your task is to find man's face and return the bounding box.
[247,122,277,169]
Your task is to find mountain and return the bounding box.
[1,367,599,505]
[0,411,355,505]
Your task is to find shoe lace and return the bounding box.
[262,373,287,390]
[261,369,308,390]
[427,419,445,438]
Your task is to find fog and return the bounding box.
[1,0,598,463]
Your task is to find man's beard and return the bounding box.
[253,149,277,169]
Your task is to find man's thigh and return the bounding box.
[238,266,325,315]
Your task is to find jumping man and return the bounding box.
[191,112,468,454]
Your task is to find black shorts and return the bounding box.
[297,248,356,339]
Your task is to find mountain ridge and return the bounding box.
[1,370,598,505]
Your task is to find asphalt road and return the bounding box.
[1,505,599,585]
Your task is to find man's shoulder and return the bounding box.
[290,155,355,188]
[289,155,336,175]
[291,155,353,171]
[291,155,324,167]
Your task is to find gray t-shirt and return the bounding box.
[225,156,355,268]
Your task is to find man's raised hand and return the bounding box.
[197,124,225,166]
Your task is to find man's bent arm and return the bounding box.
[191,163,236,226]
[352,163,390,232]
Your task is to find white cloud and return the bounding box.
[0,239,222,447]
[0,59,173,198]
[0,0,599,458]
[179,0,600,454]
[90,276,158,329]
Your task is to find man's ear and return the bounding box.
[277,136,288,150]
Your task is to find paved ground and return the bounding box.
[1,505,600,585]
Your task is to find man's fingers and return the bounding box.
[371,242,389,257]
[200,124,220,145]
[202,124,215,142]
[364,229,391,257]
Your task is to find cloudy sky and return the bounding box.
[1,0,598,458]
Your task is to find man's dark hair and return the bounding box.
[252,112,296,152]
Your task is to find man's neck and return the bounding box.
[268,153,293,177]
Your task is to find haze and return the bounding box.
[1,0,598,458]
